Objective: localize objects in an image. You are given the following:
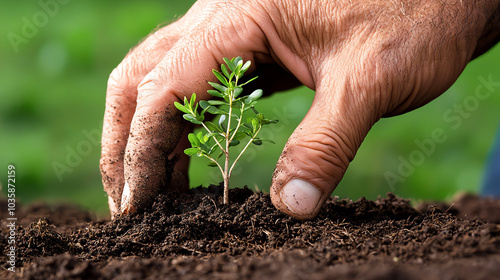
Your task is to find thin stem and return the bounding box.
[203,155,224,176]
[201,122,225,153]
[222,88,234,205]
[229,103,245,143]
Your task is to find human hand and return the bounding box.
[100,0,500,219]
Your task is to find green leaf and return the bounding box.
[233,87,243,98]
[240,60,251,74]
[188,133,201,147]
[207,90,224,98]
[243,101,256,108]
[207,106,220,114]
[251,118,259,130]
[262,119,279,125]
[183,96,191,109]
[174,102,190,114]
[232,132,247,141]
[247,89,263,102]
[208,143,217,155]
[252,139,263,145]
[212,69,229,86]
[195,113,204,123]
[208,161,218,167]
[229,140,240,147]
[184,147,199,156]
[196,131,205,144]
[234,57,243,68]
[224,57,235,71]
[235,59,243,75]
[221,63,230,79]
[203,134,210,143]
[183,114,202,125]
[207,100,226,106]
[208,82,227,94]
[190,93,197,108]
[205,121,222,133]
[216,151,224,160]
[256,113,264,121]
[218,114,226,126]
[199,100,210,110]
[240,76,258,87]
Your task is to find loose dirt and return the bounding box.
[1,185,499,279]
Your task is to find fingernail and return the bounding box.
[121,182,132,214]
[280,179,322,216]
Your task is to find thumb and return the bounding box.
[270,70,379,220]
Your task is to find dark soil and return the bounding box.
[1,185,500,280]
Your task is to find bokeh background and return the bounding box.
[2,0,499,216]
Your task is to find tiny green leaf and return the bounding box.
[206,106,220,114]
[205,121,222,133]
[251,118,259,130]
[233,87,243,98]
[183,114,202,125]
[224,57,235,71]
[221,63,230,79]
[188,133,200,147]
[208,82,227,94]
[212,69,229,86]
[229,140,240,147]
[235,59,243,74]
[196,131,205,144]
[218,114,226,126]
[174,102,190,114]
[232,132,247,141]
[240,76,258,87]
[240,60,251,74]
[207,90,224,98]
[262,119,279,125]
[216,151,224,160]
[190,93,197,108]
[203,134,210,143]
[234,57,243,69]
[252,139,263,145]
[184,147,199,156]
[207,100,226,106]
[247,89,263,102]
[199,100,210,110]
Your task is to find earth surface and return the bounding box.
[1,185,500,280]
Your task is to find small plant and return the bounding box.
[174,57,278,204]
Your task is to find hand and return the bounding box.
[100,0,500,219]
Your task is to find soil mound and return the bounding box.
[1,186,499,279]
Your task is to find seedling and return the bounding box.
[174,57,278,204]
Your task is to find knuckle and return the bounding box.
[107,59,148,95]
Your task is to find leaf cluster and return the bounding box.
[174,57,277,169]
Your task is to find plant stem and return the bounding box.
[229,104,245,143]
[201,122,225,153]
[223,88,234,205]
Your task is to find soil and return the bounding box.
[1,185,500,280]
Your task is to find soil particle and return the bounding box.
[1,186,499,279]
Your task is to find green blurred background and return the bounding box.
[1,1,499,217]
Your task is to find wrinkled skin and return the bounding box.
[101,0,500,219]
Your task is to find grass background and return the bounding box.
[1,0,499,216]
